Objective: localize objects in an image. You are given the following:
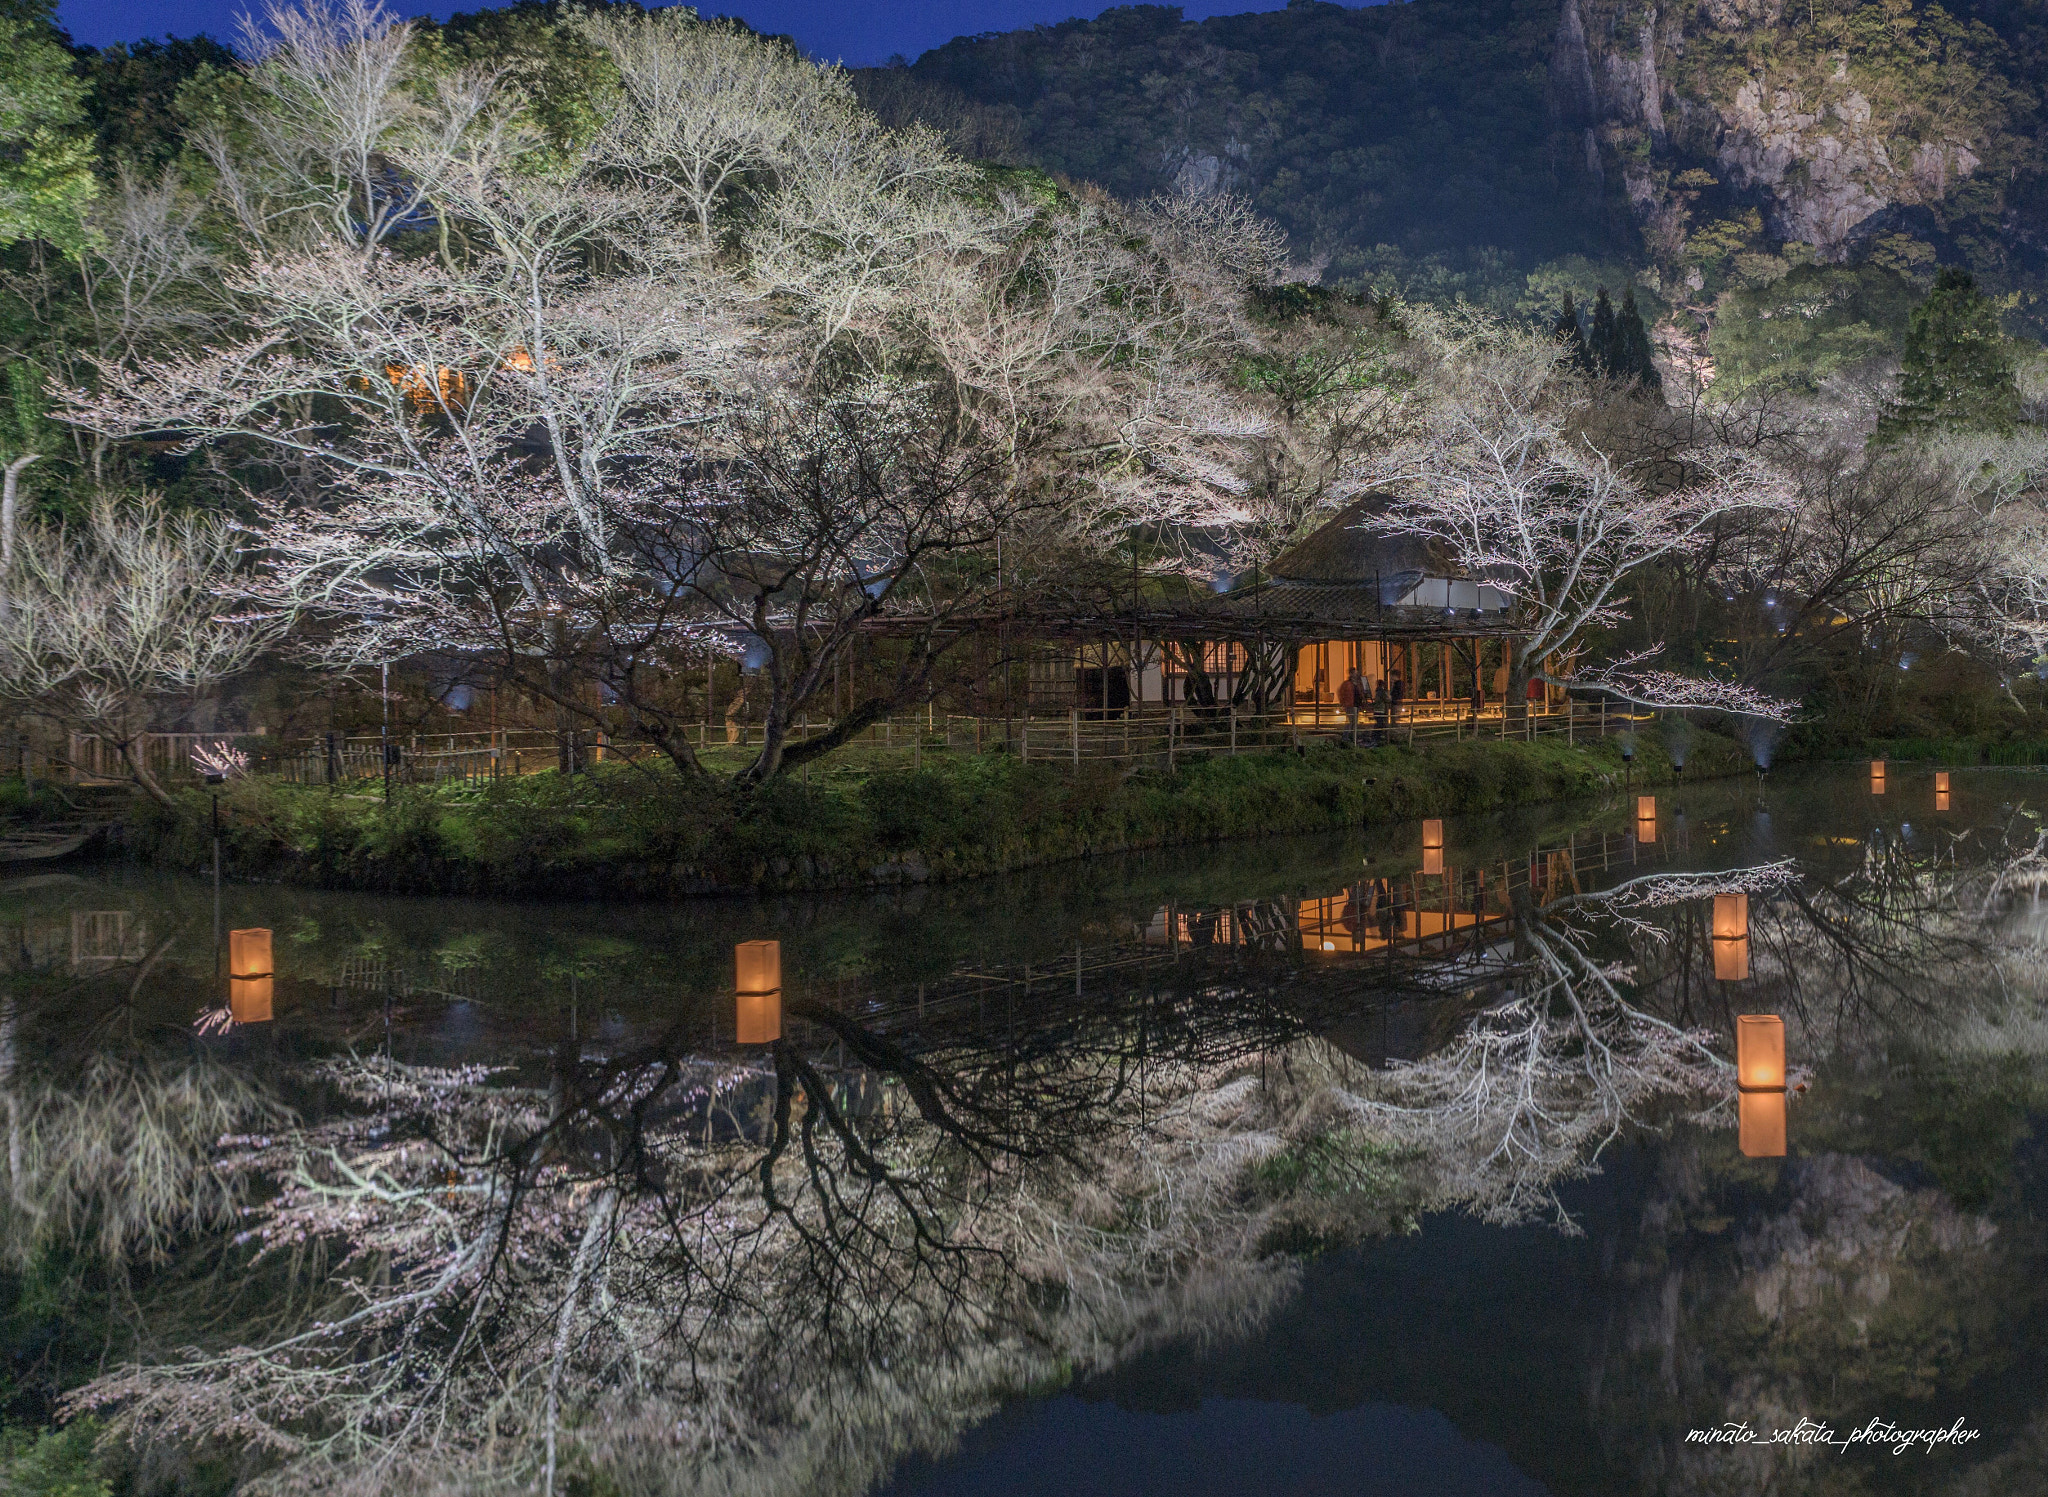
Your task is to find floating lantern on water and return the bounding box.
[229,927,274,1024]
[1870,759,1886,795]
[1739,1087,1787,1158]
[1635,794,1657,843]
[1421,819,1444,876]
[1935,770,1950,813]
[1736,1013,1785,1091]
[735,939,782,1044]
[1712,892,1750,981]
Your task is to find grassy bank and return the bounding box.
[115,727,1746,898]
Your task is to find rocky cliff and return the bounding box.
[887,0,2047,334]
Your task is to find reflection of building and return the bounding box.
[1296,881,1505,954]
[70,911,144,970]
[1142,828,1651,965]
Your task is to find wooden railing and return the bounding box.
[42,698,1644,788]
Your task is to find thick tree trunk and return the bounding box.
[0,452,39,621]
[117,735,176,809]
[1507,645,1531,726]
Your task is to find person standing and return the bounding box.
[1338,664,1366,742]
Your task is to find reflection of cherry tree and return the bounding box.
[1341,865,1798,1228]
[72,843,2023,1491]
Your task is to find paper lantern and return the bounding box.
[1935,771,1950,793]
[1738,1087,1787,1158]
[1421,819,1444,876]
[735,989,781,1044]
[735,939,780,995]
[1736,1013,1786,1091]
[230,976,273,1024]
[735,940,782,1044]
[1870,759,1886,795]
[1712,892,1749,980]
[1636,795,1656,820]
[229,927,273,979]
[226,928,274,1024]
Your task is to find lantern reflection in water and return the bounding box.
[1635,794,1656,843]
[735,939,782,1044]
[1421,819,1444,876]
[1712,892,1750,980]
[229,927,274,1024]
[1736,1013,1786,1091]
[1870,758,1886,795]
[1736,1012,1787,1156]
[1739,1088,1787,1158]
[1935,770,1951,813]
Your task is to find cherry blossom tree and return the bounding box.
[64,1,1314,784]
[0,496,281,804]
[1373,310,1797,720]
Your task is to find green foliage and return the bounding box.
[125,730,1742,897]
[428,2,623,164]
[0,0,97,253]
[1880,265,2024,438]
[1710,263,1920,395]
[1581,286,1662,392]
[1252,1129,1409,1200]
[1516,256,1662,328]
[73,35,237,172]
[0,1418,111,1497]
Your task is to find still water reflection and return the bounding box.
[3,766,2045,1495]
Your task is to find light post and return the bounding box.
[206,768,226,977]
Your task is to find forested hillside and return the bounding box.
[872,0,2048,361]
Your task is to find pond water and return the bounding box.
[4,764,2045,1496]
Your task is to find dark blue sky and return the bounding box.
[59,0,1300,64]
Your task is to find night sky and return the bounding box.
[57,0,1306,65]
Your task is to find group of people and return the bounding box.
[1334,664,1504,736]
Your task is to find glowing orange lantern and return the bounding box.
[1736,1013,1785,1091]
[1635,794,1656,843]
[228,927,274,1024]
[1421,819,1444,876]
[1712,892,1749,981]
[1935,770,1950,812]
[230,976,273,1024]
[1870,759,1886,795]
[1739,1087,1787,1157]
[735,939,782,1044]
[230,927,272,980]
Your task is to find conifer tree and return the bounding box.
[1612,288,1663,395]
[1552,292,1593,374]
[1588,288,1618,378]
[1879,266,2021,439]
